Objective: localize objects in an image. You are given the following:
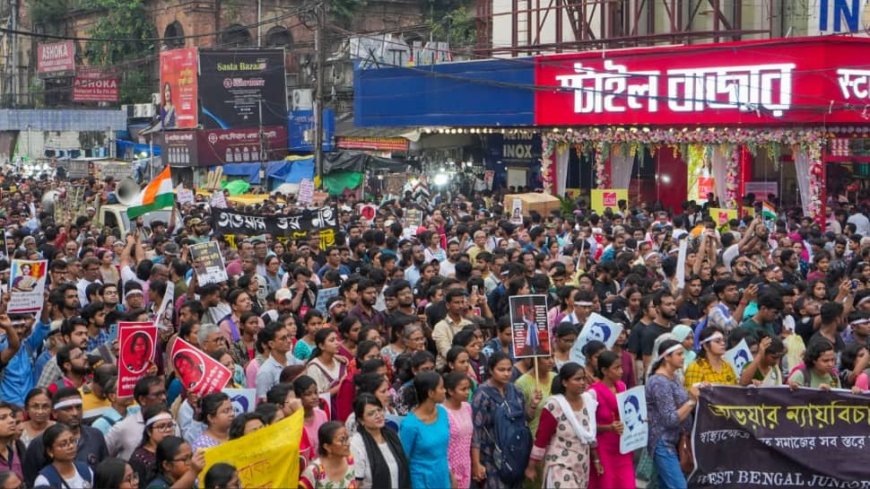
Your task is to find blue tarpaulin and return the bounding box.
[266,158,314,184]
[221,162,262,184]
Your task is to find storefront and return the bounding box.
[354,36,870,220]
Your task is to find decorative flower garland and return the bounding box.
[541,127,828,215]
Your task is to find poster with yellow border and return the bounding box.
[709,208,737,232]
[591,189,627,214]
[202,409,304,488]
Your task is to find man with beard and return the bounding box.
[51,284,80,321]
[708,279,754,333]
[347,278,385,332]
[676,275,704,325]
[23,387,108,487]
[389,280,417,325]
[38,316,89,388]
[404,244,427,288]
[48,344,90,394]
[778,249,803,286]
[640,291,678,369]
[439,240,461,278]
[317,246,350,280]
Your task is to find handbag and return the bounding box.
[678,431,694,474]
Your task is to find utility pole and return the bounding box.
[4,0,19,107]
[314,1,325,188]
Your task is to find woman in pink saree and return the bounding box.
[588,350,636,489]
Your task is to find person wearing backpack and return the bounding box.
[33,424,94,489]
[471,351,536,489]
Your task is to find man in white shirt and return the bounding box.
[77,257,103,307]
[106,376,178,460]
[255,322,301,400]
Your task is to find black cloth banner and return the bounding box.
[689,386,870,489]
[211,206,338,250]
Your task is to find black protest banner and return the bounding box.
[689,386,870,489]
[212,206,338,251]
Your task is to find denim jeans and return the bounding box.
[654,438,688,489]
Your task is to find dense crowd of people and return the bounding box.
[0,172,867,489]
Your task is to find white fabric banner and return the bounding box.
[710,147,729,206]
[610,148,634,190]
[556,145,569,196]
[794,150,812,216]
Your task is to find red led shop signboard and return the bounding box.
[534,36,870,126]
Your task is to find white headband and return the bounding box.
[125,290,144,299]
[53,399,82,410]
[858,296,870,307]
[700,332,725,345]
[649,343,683,372]
[574,301,593,307]
[145,413,173,428]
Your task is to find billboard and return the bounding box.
[159,48,199,129]
[72,69,119,103]
[198,49,287,129]
[37,41,76,77]
[160,126,288,166]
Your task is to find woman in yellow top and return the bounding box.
[684,327,738,389]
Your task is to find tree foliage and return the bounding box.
[424,0,477,49]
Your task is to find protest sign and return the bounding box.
[571,313,623,365]
[224,388,257,416]
[724,338,753,375]
[153,281,174,330]
[676,238,689,290]
[508,295,550,358]
[404,208,423,229]
[616,386,648,454]
[9,260,47,314]
[203,409,305,488]
[210,191,227,209]
[689,386,870,488]
[169,338,232,396]
[190,242,228,285]
[117,322,158,397]
[590,189,627,214]
[177,188,194,205]
[510,198,523,225]
[297,178,314,206]
[314,287,340,314]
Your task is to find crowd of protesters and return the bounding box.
[0,171,867,489]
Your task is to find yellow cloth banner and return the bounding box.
[590,189,627,214]
[202,409,304,488]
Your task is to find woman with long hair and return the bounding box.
[471,352,533,489]
[422,231,446,264]
[349,394,410,489]
[442,372,473,489]
[129,405,175,485]
[20,388,53,448]
[300,421,358,489]
[645,340,701,489]
[588,351,635,489]
[294,310,326,362]
[552,324,577,371]
[191,393,235,451]
[204,463,240,489]
[219,289,254,344]
[147,436,205,489]
[95,457,139,489]
[398,371,451,489]
[296,375,330,456]
[684,326,737,388]
[33,424,94,488]
[231,311,260,367]
[381,323,425,367]
[525,362,601,489]
[306,327,348,398]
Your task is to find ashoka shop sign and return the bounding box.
[535,36,870,126]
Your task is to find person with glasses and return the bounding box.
[20,388,54,449]
[23,387,107,486]
[684,327,737,388]
[130,406,176,485]
[191,393,234,451]
[300,421,357,489]
[106,376,170,460]
[33,423,95,488]
[349,393,410,489]
[147,436,205,489]
[94,457,139,489]
[255,322,302,401]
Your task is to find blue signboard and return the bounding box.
[288,108,335,152]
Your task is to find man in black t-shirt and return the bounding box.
[640,291,677,371]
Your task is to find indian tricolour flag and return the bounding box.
[127,167,175,219]
[761,201,776,220]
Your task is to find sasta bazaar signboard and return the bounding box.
[534,37,870,126]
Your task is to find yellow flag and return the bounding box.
[202,409,304,488]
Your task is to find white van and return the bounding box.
[97,204,179,237]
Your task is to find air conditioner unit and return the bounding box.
[292,89,313,111]
[133,104,156,118]
[151,93,160,105]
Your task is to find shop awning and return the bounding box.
[323,151,419,174]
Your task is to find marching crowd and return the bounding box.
[0,172,867,489]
